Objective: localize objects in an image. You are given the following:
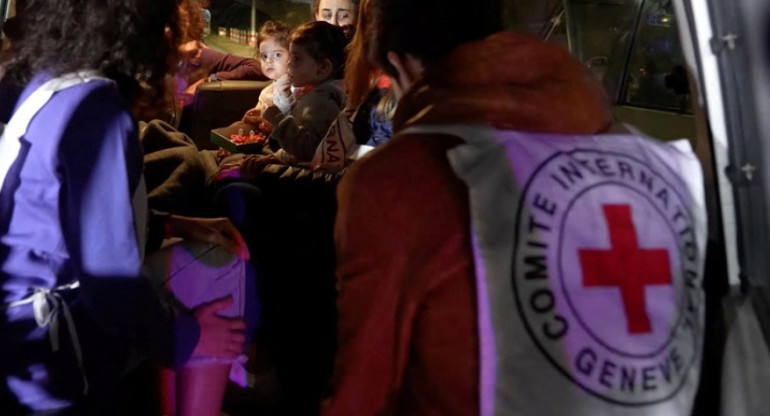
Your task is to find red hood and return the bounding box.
[394,31,613,134]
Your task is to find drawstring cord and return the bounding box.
[6,281,89,395]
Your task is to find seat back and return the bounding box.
[186,80,270,150]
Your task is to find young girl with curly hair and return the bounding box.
[241,20,292,128]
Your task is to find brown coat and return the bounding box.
[324,31,612,416]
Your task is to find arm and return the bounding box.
[255,83,274,112]
[243,84,275,122]
[146,209,172,253]
[58,85,198,368]
[322,136,478,416]
[200,48,265,81]
[320,159,416,416]
[262,88,344,162]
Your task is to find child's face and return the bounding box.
[288,43,327,87]
[258,37,289,81]
[315,0,356,26]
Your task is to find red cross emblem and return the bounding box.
[579,204,672,334]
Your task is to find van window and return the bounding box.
[562,0,691,113]
[205,0,312,58]
[1,0,12,40]
[0,0,13,54]
[621,0,690,112]
[565,0,639,96]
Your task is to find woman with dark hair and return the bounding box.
[325,0,706,415]
[0,0,250,414]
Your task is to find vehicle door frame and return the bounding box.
[1,0,13,44]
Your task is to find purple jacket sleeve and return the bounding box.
[56,83,199,368]
[200,48,265,81]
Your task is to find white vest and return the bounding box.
[403,124,707,416]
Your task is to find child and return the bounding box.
[261,21,350,162]
[246,20,291,117]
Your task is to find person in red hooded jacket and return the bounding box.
[317,0,684,414]
[323,0,711,414]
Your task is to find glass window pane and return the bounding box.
[566,0,641,99]
[622,0,691,112]
[206,0,312,58]
[1,0,12,52]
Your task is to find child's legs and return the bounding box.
[177,364,231,416]
[145,240,257,415]
[161,363,230,416]
[160,369,176,415]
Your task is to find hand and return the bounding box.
[167,215,250,260]
[183,78,205,95]
[192,296,247,359]
[271,75,294,114]
[241,154,281,174]
[273,74,292,99]
[215,147,232,161]
[242,108,261,125]
[241,110,274,134]
[214,154,280,182]
[177,78,205,106]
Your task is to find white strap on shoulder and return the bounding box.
[0,71,110,188]
[0,70,109,396]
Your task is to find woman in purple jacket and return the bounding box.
[0,0,251,414]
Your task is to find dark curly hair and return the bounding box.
[9,0,183,113]
[290,20,352,80]
[179,0,205,42]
